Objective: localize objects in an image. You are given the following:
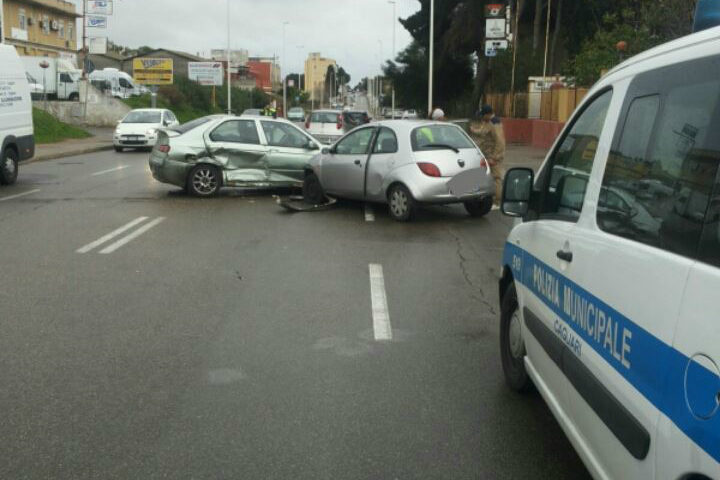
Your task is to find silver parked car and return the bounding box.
[149,115,323,196]
[304,120,495,221]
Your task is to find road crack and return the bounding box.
[448,228,497,316]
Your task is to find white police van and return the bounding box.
[498,4,720,479]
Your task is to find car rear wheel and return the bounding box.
[188,165,221,197]
[387,184,416,222]
[500,283,534,393]
[0,147,19,185]
[114,146,123,153]
[464,196,493,217]
[303,172,325,204]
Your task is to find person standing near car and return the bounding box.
[470,105,505,204]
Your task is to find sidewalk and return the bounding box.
[505,144,548,171]
[28,127,115,164]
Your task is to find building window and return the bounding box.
[18,9,27,30]
[59,20,65,38]
[42,15,50,34]
[68,23,74,42]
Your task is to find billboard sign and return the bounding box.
[88,37,107,55]
[188,62,224,86]
[485,18,506,39]
[87,0,113,15]
[485,39,509,57]
[133,58,174,85]
[87,16,107,28]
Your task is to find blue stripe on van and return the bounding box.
[503,242,720,463]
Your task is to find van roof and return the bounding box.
[599,25,720,87]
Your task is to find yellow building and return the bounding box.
[304,52,336,101]
[1,0,80,59]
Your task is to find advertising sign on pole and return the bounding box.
[188,62,224,86]
[485,18,506,39]
[87,16,108,28]
[485,39,509,57]
[87,0,113,15]
[88,37,107,54]
[485,3,505,17]
[133,58,174,85]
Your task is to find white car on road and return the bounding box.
[114,109,179,152]
[304,109,344,145]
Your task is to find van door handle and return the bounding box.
[556,249,573,262]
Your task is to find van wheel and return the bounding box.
[69,93,79,101]
[303,172,325,204]
[500,283,534,393]
[464,196,493,217]
[387,184,416,222]
[0,148,19,185]
[188,165,221,197]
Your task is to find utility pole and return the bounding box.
[388,0,396,119]
[226,0,231,115]
[428,0,435,117]
[0,0,5,43]
[510,0,520,117]
[543,0,552,79]
[282,22,289,117]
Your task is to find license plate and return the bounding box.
[448,168,487,196]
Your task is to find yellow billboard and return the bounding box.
[132,58,174,85]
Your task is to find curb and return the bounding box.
[24,145,115,164]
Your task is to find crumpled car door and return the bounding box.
[202,120,269,185]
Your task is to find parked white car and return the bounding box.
[0,45,34,185]
[114,109,179,152]
[304,109,344,145]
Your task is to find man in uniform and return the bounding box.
[470,105,506,204]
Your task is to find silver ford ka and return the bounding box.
[149,115,322,196]
[303,120,495,221]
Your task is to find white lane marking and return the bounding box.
[364,204,375,222]
[76,216,149,253]
[0,189,40,202]
[99,217,165,254]
[91,165,130,176]
[369,264,392,341]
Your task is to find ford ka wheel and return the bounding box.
[0,148,19,186]
[303,172,326,204]
[188,165,221,197]
[500,283,534,393]
[388,184,415,222]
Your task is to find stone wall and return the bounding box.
[33,82,131,127]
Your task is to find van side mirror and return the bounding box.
[502,168,534,217]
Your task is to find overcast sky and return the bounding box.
[71,0,420,81]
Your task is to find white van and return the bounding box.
[498,13,720,480]
[89,68,140,99]
[0,45,34,186]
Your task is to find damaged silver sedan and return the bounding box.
[149,115,323,196]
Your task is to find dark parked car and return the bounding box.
[342,110,370,133]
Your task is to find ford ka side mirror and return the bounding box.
[502,168,534,217]
[307,141,319,151]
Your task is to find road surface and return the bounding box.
[0,149,588,479]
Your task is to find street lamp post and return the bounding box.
[428,0,435,117]
[388,0,396,119]
[282,21,289,118]
[226,0,231,115]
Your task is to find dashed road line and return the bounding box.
[369,263,392,341]
[0,189,40,202]
[76,216,149,253]
[99,217,165,254]
[91,165,130,176]
[364,204,375,222]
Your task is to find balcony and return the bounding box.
[24,0,81,18]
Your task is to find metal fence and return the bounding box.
[485,88,589,121]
